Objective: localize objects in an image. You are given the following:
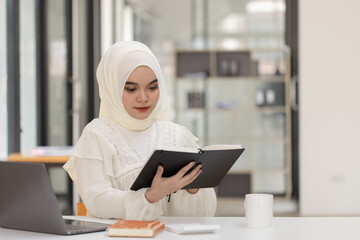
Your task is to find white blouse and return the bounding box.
[63,117,217,220]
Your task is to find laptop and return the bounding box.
[0,161,109,235]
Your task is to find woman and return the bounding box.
[63,41,217,220]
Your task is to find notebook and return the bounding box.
[0,161,109,235]
[131,144,244,190]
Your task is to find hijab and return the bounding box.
[96,41,171,131]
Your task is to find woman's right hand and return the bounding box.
[145,162,202,203]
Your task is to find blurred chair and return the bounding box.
[76,202,87,216]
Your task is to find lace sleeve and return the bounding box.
[63,130,115,183]
[166,188,217,216]
[64,131,163,220]
[73,158,162,220]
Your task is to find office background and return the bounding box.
[1,0,359,216]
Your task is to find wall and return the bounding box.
[299,0,360,215]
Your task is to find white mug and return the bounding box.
[244,194,273,228]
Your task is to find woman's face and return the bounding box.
[122,66,160,120]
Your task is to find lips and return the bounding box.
[134,107,150,112]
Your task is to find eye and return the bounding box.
[149,84,158,91]
[124,87,137,93]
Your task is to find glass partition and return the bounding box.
[20,0,37,154]
[0,0,7,159]
[46,0,68,146]
[126,0,290,198]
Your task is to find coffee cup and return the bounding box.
[244,194,273,228]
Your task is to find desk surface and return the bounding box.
[1,216,359,240]
[7,153,69,164]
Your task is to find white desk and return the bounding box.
[1,216,360,240]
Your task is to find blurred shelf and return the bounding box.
[175,48,292,199]
[177,75,287,82]
[176,106,287,113]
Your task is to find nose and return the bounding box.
[137,89,148,102]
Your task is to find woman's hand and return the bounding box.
[145,162,202,203]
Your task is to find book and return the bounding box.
[130,144,244,191]
[165,223,220,234]
[107,220,165,237]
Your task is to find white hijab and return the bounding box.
[96,41,171,131]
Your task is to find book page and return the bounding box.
[155,146,199,153]
[202,144,242,151]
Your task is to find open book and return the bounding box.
[130,144,244,191]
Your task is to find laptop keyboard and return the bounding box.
[64,219,109,233]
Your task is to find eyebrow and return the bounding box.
[125,79,158,86]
